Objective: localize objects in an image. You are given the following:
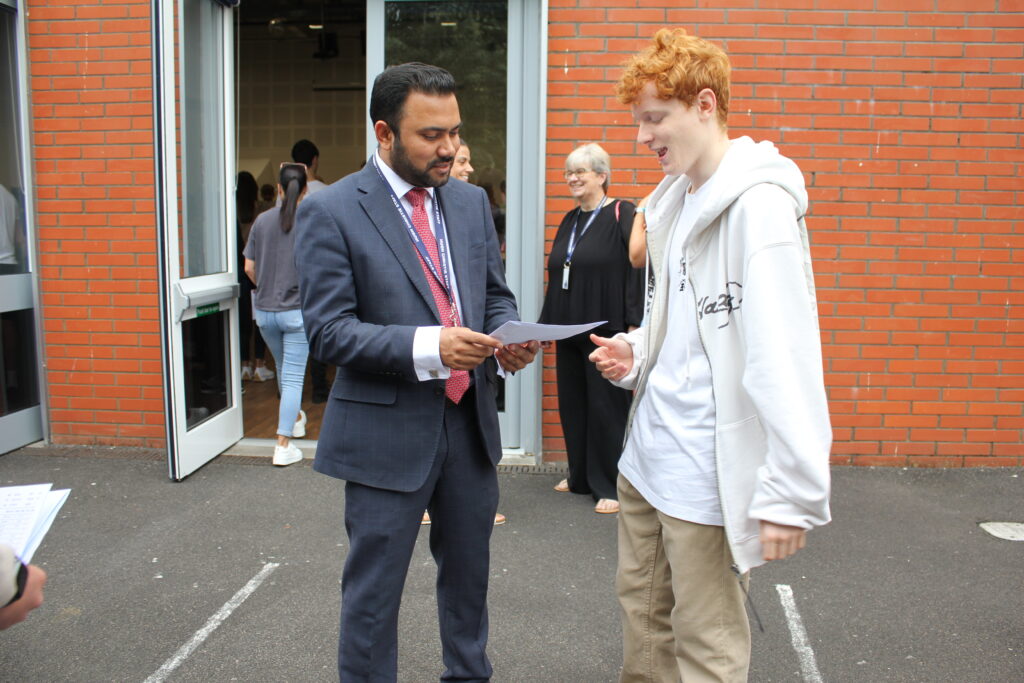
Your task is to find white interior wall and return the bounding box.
[237,23,366,190]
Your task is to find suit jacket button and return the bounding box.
[434,386,444,396]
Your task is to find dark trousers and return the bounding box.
[310,357,330,398]
[556,332,633,501]
[339,393,498,682]
[237,283,266,362]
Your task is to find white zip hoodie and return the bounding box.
[613,137,832,573]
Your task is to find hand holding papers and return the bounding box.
[488,320,607,346]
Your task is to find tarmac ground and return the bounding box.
[0,444,1021,682]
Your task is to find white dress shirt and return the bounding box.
[373,150,464,382]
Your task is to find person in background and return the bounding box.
[291,139,331,403]
[0,183,23,275]
[629,191,656,324]
[236,171,273,383]
[0,544,46,630]
[256,183,276,215]
[628,192,652,269]
[540,142,644,515]
[590,29,832,681]
[244,163,311,466]
[452,140,474,181]
[290,139,328,194]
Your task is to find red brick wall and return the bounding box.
[543,1,1024,466]
[28,0,164,446]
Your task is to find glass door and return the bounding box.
[367,0,545,456]
[0,0,44,455]
[154,0,242,479]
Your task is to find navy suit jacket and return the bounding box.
[292,161,519,492]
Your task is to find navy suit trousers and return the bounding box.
[339,389,499,682]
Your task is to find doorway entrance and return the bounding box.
[230,0,543,457]
[234,0,366,441]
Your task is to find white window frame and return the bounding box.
[0,0,47,452]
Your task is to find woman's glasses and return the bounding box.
[564,168,592,179]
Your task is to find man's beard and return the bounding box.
[391,135,453,188]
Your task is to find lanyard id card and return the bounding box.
[562,196,607,291]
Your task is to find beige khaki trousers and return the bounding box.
[617,475,751,683]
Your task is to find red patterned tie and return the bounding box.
[406,188,470,404]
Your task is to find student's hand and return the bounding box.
[496,340,540,373]
[759,521,806,561]
[440,328,501,370]
[0,565,47,630]
[588,334,634,381]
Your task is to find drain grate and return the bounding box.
[979,522,1024,541]
[498,463,568,474]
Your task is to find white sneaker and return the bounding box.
[241,366,253,381]
[293,410,306,438]
[272,442,302,467]
[253,366,275,382]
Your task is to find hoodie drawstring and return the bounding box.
[683,252,692,389]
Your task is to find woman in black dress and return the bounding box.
[540,143,644,514]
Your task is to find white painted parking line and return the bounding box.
[144,562,280,683]
[776,584,823,683]
[979,522,1024,541]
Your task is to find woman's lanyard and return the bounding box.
[371,156,458,323]
[562,195,607,290]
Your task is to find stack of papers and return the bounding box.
[0,484,70,563]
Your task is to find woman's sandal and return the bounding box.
[422,511,507,525]
[594,499,620,514]
[553,479,570,493]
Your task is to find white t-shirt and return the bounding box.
[619,178,722,526]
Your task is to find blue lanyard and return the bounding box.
[371,156,456,308]
[565,195,607,265]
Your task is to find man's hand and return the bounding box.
[759,521,806,562]
[588,334,634,381]
[0,565,46,630]
[440,327,502,370]
[496,340,540,373]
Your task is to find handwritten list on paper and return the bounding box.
[0,483,70,563]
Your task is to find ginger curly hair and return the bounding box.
[616,28,731,129]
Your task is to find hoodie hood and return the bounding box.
[645,136,808,246]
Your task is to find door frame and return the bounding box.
[0,0,47,454]
[365,0,546,461]
[153,0,243,479]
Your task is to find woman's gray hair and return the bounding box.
[566,142,611,192]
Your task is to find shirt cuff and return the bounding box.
[413,326,451,382]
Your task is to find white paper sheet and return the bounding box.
[0,483,70,563]
[21,489,70,563]
[488,320,607,345]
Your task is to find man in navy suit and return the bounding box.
[293,62,539,682]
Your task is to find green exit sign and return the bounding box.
[196,303,220,318]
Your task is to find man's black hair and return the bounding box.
[369,62,457,138]
[291,139,319,167]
